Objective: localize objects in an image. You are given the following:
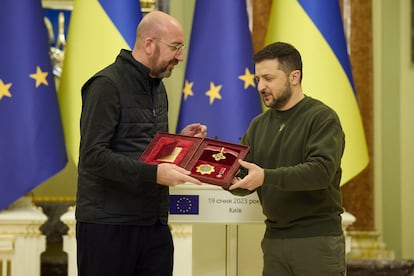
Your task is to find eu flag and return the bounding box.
[0,0,67,210]
[170,195,199,215]
[176,0,262,143]
[265,0,369,185]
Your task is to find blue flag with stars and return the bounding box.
[170,195,199,215]
[0,0,67,210]
[177,0,262,143]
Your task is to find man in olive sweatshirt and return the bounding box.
[230,42,346,276]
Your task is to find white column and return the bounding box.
[0,196,47,276]
[170,224,193,276]
[342,210,356,254]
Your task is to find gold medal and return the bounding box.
[196,164,215,175]
[212,147,226,161]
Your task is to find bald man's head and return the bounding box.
[131,11,185,78]
[134,11,184,50]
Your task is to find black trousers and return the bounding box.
[76,221,174,276]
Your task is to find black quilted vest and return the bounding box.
[76,50,170,224]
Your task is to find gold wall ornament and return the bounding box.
[140,0,156,12]
[44,11,66,77]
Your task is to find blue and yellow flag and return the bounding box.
[176,1,262,143]
[266,0,369,185]
[59,0,142,164]
[0,0,67,210]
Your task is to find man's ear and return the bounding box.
[143,37,155,55]
[290,70,301,85]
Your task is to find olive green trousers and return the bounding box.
[261,234,346,276]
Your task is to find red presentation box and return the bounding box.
[139,132,250,189]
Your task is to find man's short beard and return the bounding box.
[268,84,291,109]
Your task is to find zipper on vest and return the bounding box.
[150,78,160,118]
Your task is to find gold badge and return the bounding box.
[196,164,215,175]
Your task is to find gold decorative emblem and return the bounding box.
[212,147,226,161]
[45,12,67,77]
[196,164,215,175]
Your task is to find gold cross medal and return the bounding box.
[212,147,226,161]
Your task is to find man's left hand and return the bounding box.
[180,123,207,138]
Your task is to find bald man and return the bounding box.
[76,11,206,276]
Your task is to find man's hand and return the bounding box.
[229,159,264,191]
[157,163,202,186]
[180,123,207,138]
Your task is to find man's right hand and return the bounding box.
[156,163,202,186]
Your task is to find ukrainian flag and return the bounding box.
[266,0,369,185]
[58,0,142,164]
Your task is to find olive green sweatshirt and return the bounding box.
[236,96,345,238]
